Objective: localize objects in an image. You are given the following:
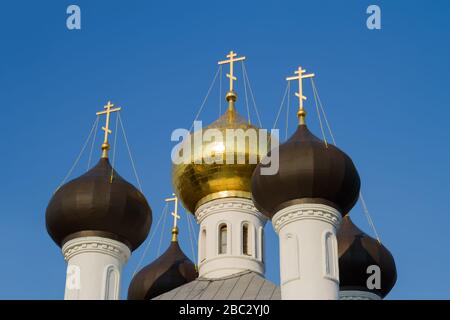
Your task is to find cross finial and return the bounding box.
[96,101,121,158]
[218,50,246,95]
[165,193,180,242]
[286,66,315,125]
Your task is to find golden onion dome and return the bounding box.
[172,91,268,213]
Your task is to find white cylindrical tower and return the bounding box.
[272,203,342,299]
[252,105,361,299]
[196,197,267,278]
[62,236,131,300]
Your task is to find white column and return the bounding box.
[272,203,342,300]
[340,291,381,300]
[62,236,131,300]
[196,197,267,279]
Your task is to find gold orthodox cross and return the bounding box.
[165,194,180,241]
[218,51,246,92]
[96,101,121,158]
[286,67,315,124]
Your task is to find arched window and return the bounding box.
[324,232,338,280]
[218,224,227,254]
[104,266,119,300]
[242,223,251,256]
[281,233,300,282]
[200,229,207,262]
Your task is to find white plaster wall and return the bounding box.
[62,236,130,300]
[195,197,267,279]
[272,203,342,300]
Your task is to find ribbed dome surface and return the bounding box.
[252,124,360,218]
[127,241,198,300]
[337,216,397,298]
[46,158,152,251]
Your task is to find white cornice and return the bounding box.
[195,197,267,223]
[62,236,131,263]
[272,203,341,233]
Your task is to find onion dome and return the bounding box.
[46,157,152,251]
[127,229,198,300]
[172,91,267,213]
[337,216,397,298]
[252,123,360,218]
[252,66,360,218]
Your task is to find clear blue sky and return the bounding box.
[0,0,449,299]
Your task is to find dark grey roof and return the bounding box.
[152,271,280,300]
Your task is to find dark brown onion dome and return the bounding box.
[46,158,152,251]
[127,241,198,300]
[338,216,397,298]
[251,124,361,218]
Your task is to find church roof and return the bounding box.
[46,158,152,251]
[152,271,280,300]
[252,124,360,218]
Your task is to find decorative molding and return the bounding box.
[195,197,267,223]
[322,231,339,283]
[258,226,264,262]
[102,265,120,300]
[272,203,342,234]
[62,236,131,263]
